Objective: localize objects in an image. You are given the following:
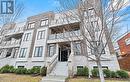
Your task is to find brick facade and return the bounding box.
[117,33,130,71]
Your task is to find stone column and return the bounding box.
[68,42,74,77]
[2,49,7,58]
[56,43,59,55]
[11,48,15,58]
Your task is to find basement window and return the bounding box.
[18,66,24,68]
[93,66,108,69]
[77,66,83,69]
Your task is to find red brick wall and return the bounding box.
[118,55,130,71]
[118,33,130,71]
[117,33,130,55]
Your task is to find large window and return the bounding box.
[37,30,45,40]
[74,42,81,55]
[34,46,43,57]
[27,22,35,29]
[48,44,56,57]
[40,19,48,26]
[23,33,31,41]
[19,48,27,58]
[91,41,105,55]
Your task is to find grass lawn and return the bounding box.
[68,77,130,82]
[0,74,42,82]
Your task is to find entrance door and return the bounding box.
[61,49,68,61]
[58,44,70,62]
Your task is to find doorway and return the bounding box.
[58,43,71,62]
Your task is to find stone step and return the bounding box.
[41,76,66,82]
[49,62,68,76]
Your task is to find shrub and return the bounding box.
[103,69,111,78]
[77,67,84,76]
[83,67,89,76]
[26,69,32,74]
[77,67,89,76]
[40,67,47,76]
[116,70,129,78]
[110,71,117,78]
[30,67,41,74]
[8,66,15,73]
[91,68,99,77]
[15,68,27,74]
[0,65,15,73]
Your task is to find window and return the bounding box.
[18,66,24,68]
[27,22,35,29]
[40,19,48,26]
[23,33,31,41]
[33,66,41,68]
[37,30,45,40]
[88,8,95,17]
[77,66,83,69]
[125,38,130,45]
[34,46,43,57]
[93,66,108,69]
[74,42,81,55]
[19,48,27,58]
[91,41,105,55]
[48,44,56,57]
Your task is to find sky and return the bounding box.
[17,0,60,21]
[2,0,130,37]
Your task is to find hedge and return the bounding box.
[0,65,47,76]
[0,65,15,73]
[116,70,129,78]
[103,69,111,78]
[77,66,89,76]
[91,68,99,77]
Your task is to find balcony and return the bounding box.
[50,18,79,27]
[4,26,24,36]
[48,30,81,40]
[0,39,21,48]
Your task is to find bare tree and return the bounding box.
[55,0,130,82]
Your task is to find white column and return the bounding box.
[2,49,7,58]
[11,48,15,58]
[56,43,59,55]
[68,42,75,77]
[71,42,74,54]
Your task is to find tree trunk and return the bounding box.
[97,60,105,82]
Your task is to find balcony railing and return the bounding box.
[4,26,24,36]
[0,39,21,47]
[49,30,80,40]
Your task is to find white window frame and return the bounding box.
[125,38,130,45]
[19,48,27,58]
[28,22,35,29]
[40,19,49,26]
[74,42,81,55]
[37,30,45,40]
[23,33,31,41]
[48,44,56,57]
[34,46,43,57]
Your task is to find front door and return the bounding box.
[59,47,70,62]
[61,49,68,61]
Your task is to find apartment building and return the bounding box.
[0,11,120,76]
